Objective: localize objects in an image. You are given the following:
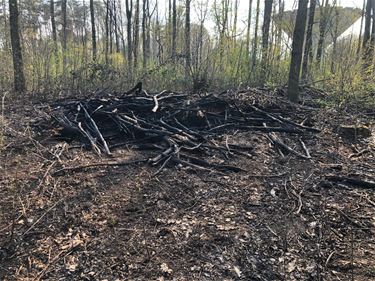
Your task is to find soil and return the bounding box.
[1,88,375,281]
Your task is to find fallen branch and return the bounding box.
[326,175,375,189]
[52,159,148,176]
[268,132,311,160]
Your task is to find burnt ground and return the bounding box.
[1,88,375,281]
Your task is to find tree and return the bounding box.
[363,0,372,48]
[133,0,139,67]
[90,0,97,61]
[172,0,177,60]
[232,0,239,38]
[357,0,366,55]
[125,0,133,68]
[372,0,375,46]
[185,0,191,76]
[287,0,309,102]
[113,1,120,53]
[9,0,25,92]
[61,0,67,75]
[362,0,374,63]
[316,0,331,67]
[50,0,58,73]
[251,0,260,71]
[246,0,253,60]
[301,0,316,81]
[142,0,149,68]
[104,0,110,63]
[330,1,339,73]
[261,0,273,83]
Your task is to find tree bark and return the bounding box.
[371,0,375,46]
[316,0,329,67]
[185,0,191,76]
[246,0,253,60]
[9,0,25,92]
[142,0,148,68]
[105,0,109,63]
[330,3,339,73]
[109,0,113,54]
[133,0,140,68]
[90,0,97,61]
[172,0,177,60]
[113,1,120,53]
[362,0,374,64]
[251,0,260,71]
[125,0,133,68]
[261,0,273,81]
[50,0,57,46]
[287,0,309,103]
[363,0,372,48]
[368,0,375,60]
[50,0,59,74]
[357,0,366,55]
[61,0,67,75]
[301,0,316,81]
[233,0,239,38]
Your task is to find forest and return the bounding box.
[0,0,375,280]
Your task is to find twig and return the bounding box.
[245,172,288,178]
[349,149,370,158]
[325,251,335,267]
[299,138,311,158]
[52,159,148,176]
[81,104,112,155]
[23,199,63,236]
[77,122,101,155]
[268,132,311,159]
[153,155,172,176]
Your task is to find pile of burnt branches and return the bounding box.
[43,84,321,173]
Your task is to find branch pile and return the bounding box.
[44,85,320,173]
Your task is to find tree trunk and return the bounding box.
[363,0,372,48]
[246,0,253,60]
[61,0,67,75]
[105,0,109,63]
[362,0,373,64]
[330,3,339,73]
[233,0,239,38]
[90,0,97,61]
[372,0,375,39]
[9,0,25,92]
[251,0,260,71]
[316,0,329,67]
[369,0,375,60]
[172,0,177,60]
[357,0,366,55]
[142,0,148,68]
[287,0,309,103]
[113,1,120,53]
[133,0,140,68]
[145,1,151,63]
[185,0,191,76]
[125,0,133,68]
[301,0,316,81]
[50,0,57,47]
[109,0,113,54]
[50,0,59,75]
[260,0,273,84]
